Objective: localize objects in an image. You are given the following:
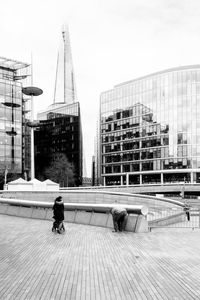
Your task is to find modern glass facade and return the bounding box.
[0,57,30,180]
[35,102,82,186]
[99,65,200,185]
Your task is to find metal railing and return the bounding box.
[148,206,200,229]
[0,198,148,215]
[1,195,198,229]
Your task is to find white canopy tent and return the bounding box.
[43,179,59,191]
[6,178,59,191]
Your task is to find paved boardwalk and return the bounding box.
[0,215,200,300]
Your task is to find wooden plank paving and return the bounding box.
[0,215,200,299]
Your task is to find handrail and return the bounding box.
[0,189,185,207]
[0,198,148,216]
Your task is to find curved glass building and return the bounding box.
[99,65,200,185]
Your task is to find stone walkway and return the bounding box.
[0,215,200,299]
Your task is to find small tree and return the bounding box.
[44,153,75,187]
[0,164,21,189]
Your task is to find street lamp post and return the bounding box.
[22,86,43,180]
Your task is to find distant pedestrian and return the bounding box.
[52,196,65,233]
[110,206,128,232]
[184,202,190,221]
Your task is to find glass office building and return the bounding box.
[35,102,82,186]
[0,57,30,179]
[99,65,200,185]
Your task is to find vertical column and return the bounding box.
[140,174,142,185]
[191,172,194,184]
[161,173,163,184]
[120,163,123,185]
[30,58,34,180]
[30,94,35,179]
[199,208,200,229]
[126,173,129,186]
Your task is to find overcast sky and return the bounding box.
[1,0,200,176]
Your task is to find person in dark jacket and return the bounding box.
[110,206,128,232]
[184,202,190,221]
[52,196,65,233]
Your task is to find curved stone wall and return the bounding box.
[0,189,187,231]
[0,198,149,233]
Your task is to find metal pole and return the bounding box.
[4,168,8,186]
[22,63,43,181]
[31,98,34,179]
[31,54,34,180]
[11,85,15,166]
[199,208,200,228]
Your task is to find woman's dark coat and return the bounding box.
[53,197,64,221]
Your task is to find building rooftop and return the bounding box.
[1,214,200,299]
[37,101,79,120]
[115,64,200,88]
[0,56,29,70]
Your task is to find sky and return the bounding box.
[1,0,200,176]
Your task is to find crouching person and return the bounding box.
[110,206,128,232]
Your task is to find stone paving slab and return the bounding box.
[0,215,200,299]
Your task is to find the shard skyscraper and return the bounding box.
[35,26,83,186]
[53,25,77,105]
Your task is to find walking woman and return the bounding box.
[52,196,65,233]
